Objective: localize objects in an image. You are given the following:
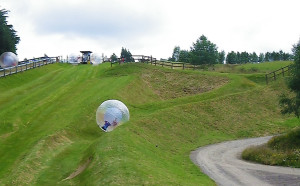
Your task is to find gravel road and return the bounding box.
[190,136,300,186]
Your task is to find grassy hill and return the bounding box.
[0,61,298,185]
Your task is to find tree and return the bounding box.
[226,51,237,64]
[279,50,284,61]
[178,50,190,63]
[171,46,180,62]
[120,47,133,62]
[259,53,265,62]
[280,39,300,118]
[110,53,118,62]
[218,50,225,64]
[240,52,249,63]
[265,52,271,62]
[236,52,241,64]
[282,52,292,61]
[250,52,258,63]
[190,35,219,65]
[271,51,280,61]
[0,8,20,54]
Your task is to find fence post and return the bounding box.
[266,74,268,85]
[111,61,112,67]
[10,67,12,75]
[171,63,173,69]
[15,65,18,73]
[273,72,276,80]
[183,63,185,70]
[4,68,6,77]
[282,68,285,77]
[26,63,27,71]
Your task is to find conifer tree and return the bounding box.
[0,8,20,54]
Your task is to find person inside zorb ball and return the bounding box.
[96,100,130,132]
[0,52,19,68]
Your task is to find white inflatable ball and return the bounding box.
[96,100,130,132]
[0,52,18,68]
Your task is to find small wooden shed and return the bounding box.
[80,51,92,64]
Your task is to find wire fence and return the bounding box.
[0,57,59,78]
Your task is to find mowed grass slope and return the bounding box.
[0,62,297,185]
[214,61,293,73]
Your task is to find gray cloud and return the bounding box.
[3,0,300,60]
[31,2,163,40]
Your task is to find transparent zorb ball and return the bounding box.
[0,52,19,68]
[68,54,80,63]
[96,100,130,132]
[91,54,102,65]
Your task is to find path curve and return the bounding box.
[190,136,300,186]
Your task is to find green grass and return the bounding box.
[214,61,293,73]
[0,62,297,185]
[242,127,300,168]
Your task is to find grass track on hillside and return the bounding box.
[0,62,298,185]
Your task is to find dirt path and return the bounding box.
[190,136,300,186]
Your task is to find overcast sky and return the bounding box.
[1,0,300,60]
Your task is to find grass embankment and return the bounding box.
[214,61,293,73]
[242,127,300,168]
[0,61,297,185]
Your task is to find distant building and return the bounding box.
[80,51,92,64]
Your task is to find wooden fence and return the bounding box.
[110,58,294,85]
[265,64,293,84]
[110,57,213,71]
[150,61,209,70]
[0,56,59,78]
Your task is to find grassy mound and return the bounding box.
[214,61,293,73]
[0,61,297,185]
[242,127,300,168]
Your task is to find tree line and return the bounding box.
[170,35,293,65]
[169,35,225,65]
[110,47,133,62]
[0,8,20,54]
[226,50,293,64]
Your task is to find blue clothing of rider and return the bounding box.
[101,121,111,131]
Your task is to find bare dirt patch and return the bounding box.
[142,68,229,99]
[63,157,92,180]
